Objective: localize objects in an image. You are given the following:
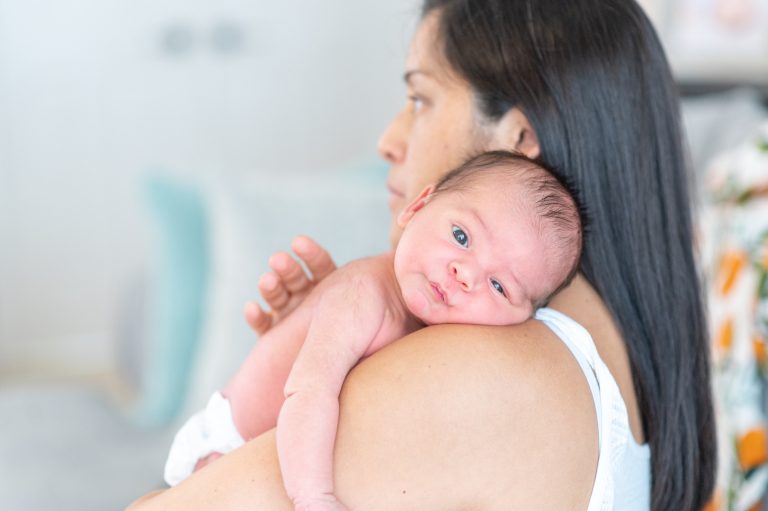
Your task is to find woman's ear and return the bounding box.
[493,108,541,159]
[397,184,436,228]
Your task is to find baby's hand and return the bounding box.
[193,451,222,472]
[245,235,336,336]
[292,494,349,511]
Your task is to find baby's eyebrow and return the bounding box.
[463,208,522,302]
[466,207,532,304]
[467,207,489,236]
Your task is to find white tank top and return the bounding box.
[535,308,651,510]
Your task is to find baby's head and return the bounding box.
[393,150,583,325]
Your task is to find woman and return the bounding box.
[128,0,716,509]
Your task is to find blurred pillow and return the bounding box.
[182,164,390,415]
[133,176,209,426]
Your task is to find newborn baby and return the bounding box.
[164,150,583,511]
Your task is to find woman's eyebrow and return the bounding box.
[403,69,432,85]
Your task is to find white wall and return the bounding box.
[639,0,768,84]
[0,0,419,374]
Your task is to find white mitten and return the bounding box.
[163,391,245,486]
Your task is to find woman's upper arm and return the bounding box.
[125,428,292,511]
[127,321,597,511]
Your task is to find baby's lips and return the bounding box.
[429,281,447,303]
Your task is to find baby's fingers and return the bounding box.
[244,300,273,336]
[291,235,336,283]
[258,266,292,311]
[269,251,313,295]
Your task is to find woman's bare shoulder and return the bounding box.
[333,321,598,510]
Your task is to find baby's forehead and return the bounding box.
[434,178,536,232]
[442,165,521,192]
[448,172,574,251]
[442,165,538,197]
[441,170,534,211]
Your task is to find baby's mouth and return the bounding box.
[430,281,447,303]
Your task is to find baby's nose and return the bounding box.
[449,261,474,291]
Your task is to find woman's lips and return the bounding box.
[387,183,405,210]
[430,281,446,303]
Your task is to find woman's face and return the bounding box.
[379,12,492,245]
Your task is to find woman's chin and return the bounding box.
[388,221,404,248]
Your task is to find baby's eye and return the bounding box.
[491,278,506,297]
[452,226,468,247]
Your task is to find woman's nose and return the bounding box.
[449,261,474,291]
[377,108,408,165]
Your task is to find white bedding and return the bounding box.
[0,382,174,511]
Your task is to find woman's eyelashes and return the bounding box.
[452,225,469,247]
[407,93,426,113]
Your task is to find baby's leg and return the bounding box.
[222,300,314,440]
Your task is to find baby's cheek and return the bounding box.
[403,287,430,323]
[473,306,500,325]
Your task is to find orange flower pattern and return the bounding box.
[701,125,768,510]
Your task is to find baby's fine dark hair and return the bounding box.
[435,150,584,308]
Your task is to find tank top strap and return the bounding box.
[534,307,630,511]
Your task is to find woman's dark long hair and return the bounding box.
[421,0,716,509]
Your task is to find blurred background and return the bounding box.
[1,0,768,509]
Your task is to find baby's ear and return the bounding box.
[397,185,435,228]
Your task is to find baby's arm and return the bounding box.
[164,295,315,486]
[222,301,314,440]
[277,275,389,511]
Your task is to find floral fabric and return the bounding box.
[701,123,768,511]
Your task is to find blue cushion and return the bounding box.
[181,162,391,414]
[132,175,208,426]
